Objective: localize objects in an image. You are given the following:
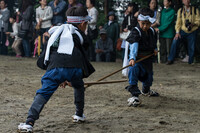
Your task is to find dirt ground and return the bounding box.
[0,55,200,133]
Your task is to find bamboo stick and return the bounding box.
[86,53,155,88]
[84,79,128,86]
[96,53,155,82]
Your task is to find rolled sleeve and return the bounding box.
[129,42,138,61]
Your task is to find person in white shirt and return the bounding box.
[36,0,53,48]
[36,0,53,30]
[86,0,98,61]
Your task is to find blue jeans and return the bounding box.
[26,68,85,123]
[127,63,153,96]
[22,39,31,57]
[39,28,50,50]
[168,30,197,64]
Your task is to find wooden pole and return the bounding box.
[85,53,155,88]
[96,53,155,82]
[84,79,128,86]
[104,0,108,17]
[38,36,41,56]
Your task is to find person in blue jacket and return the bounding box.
[48,0,67,25]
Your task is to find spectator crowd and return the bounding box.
[0,0,199,65]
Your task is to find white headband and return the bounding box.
[138,14,156,24]
[67,16,92,23]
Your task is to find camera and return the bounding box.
[185,19,192,31]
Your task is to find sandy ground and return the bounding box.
[0,55,200,133]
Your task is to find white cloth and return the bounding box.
[44,24,77,65]
[121,40,126,49]
[122,41,129,77]
[138,14,156,24]
[108,21,113,26]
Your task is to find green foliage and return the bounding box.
[97,12,106,27]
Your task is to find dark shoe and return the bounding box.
[141,90,159,97]
[166,60,173,65]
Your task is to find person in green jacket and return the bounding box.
[155,0,175,63]
[103,11,120,62]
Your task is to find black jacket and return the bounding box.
[39,29,95,78]
[122,13,138,31]
[126,25,157,72]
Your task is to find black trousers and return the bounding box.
[0,32,7,55]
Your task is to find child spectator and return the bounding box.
[6,14,22,57]
[18,6,95,132]
[95,28,113,62]
[125,8,159,107]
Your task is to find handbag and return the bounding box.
[87,26,98,40]
[5,39,9,47]
[120,30,130,40]
[120,16,131,40]
[116,38,122,51]
[120,15,131,40]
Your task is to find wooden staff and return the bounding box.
[84,79,128,86]
[86,53,155,88]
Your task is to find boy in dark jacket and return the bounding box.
[18,7,95,133]
[125,8,159,107]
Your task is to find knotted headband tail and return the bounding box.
[44,24,77,65]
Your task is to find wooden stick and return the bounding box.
[96,53,155,82]
[84,79,128,86]
[85,53,155,88]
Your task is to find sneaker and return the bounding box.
[18,123,33,133]
[127,96,141,107]
[141,90,159,97]
[181,55,189,63]
[72,114,85,123]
